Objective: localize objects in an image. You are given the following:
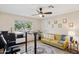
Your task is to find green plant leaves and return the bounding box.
[15,20,32,31]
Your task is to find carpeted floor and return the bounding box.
[19,41,70,54]
[0,41,70,54]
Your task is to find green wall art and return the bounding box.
[15,20,32,31]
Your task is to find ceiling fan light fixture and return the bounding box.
[39,14,42,17]
[32,6,53,17]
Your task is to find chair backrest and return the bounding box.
[2,33,16,47]
[1,31,8,34]
[0,34,7,48]
[1,32,16,44]
[8,33,16,41]
[1,35,7,44]
[1,31,9,42]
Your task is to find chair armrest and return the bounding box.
[8,45,20,49]
[8,41,16,43]
[6,47,20,54]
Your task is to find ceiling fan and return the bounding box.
[32,6,54,17]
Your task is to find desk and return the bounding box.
[15,32,27,53]
[15,32,39,54]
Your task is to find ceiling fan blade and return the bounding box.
[36,10,40,13]
[43,12,52,14]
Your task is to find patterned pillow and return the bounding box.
[61,35,66,41]
[54,34,61,40]
[48,34,54,40]
[43,33,54,40]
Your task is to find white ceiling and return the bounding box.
[0,4,79,18]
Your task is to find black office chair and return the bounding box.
[0,33,20,54]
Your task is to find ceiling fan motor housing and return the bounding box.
[39,8,42,11]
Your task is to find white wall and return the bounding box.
[0,10,79,36]
[0,12,41,32]
[41,11,79,36]
[0,10,79,41]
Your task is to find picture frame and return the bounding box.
[54,20,57,24]
[63,18,67,23]
[58,23,62,28]
[52,24,54,28]
[69,22,74,27]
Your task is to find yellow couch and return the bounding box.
[41,34,69,50]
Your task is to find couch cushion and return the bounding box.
[54,34,61,41]
[41,38,67,49]
[43,33,54,40]
[49,34,54,40]
[58,35,66,44]
[61,35,66,41]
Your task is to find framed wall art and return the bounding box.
[63,18,67,23]
[54,20,57,24]
[58,23,62,28]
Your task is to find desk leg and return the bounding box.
[25,32,27,53]
[77,44,78,53]
[34,33,37,54]
[70,43,71,52]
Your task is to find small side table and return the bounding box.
[68,41,79,54]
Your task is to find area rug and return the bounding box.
[19,41,70,54]
[27,42,55,54]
